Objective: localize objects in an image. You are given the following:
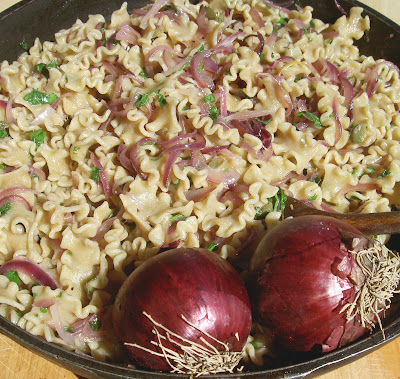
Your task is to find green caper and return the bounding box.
[350,123,366,144]
[208,156,225,169]
[205,6,218,20]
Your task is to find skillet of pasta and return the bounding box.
[0,0,399,371]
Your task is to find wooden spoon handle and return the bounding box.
[285,197,400,235]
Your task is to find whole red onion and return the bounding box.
[248,215,400,353]
[112,248,252,375]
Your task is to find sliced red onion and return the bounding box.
[338,183,378,197]
[30,105,56,126]
[270,171,298,186]
[103,60,118,82]
[322,30,339,40]
[115,63,143,85]
[365,68,378,98]
[116,24,141,44]
[273,79,293,117]
[249,8,265,27]
[184,186,216,202]
[163,55,192,76]
[206,167,240,189]
[332,97,342,145]
[145,45,183,75]
[139,0,170,29]
[163,150,179,188]
[51,93,72,109]
[197,5,209,35]
[190,149,207,170]
[49,304,75,345]
[163,136,206,154]
[105,32,118,50]
[159,239,183,253]
[191,50,215,90]
[159,131,197,149]
[240,140,271,162]
[93,217,117,244]
[201,146,228,157]
[130,137,157,181]
[28,165,46,181]
[6,95,15,124]
[0,259,59,289]
[33,298,56,308]
[340,76,354,106]
[226,109,271,122]
[264,1,291,13]
[0,195,31,211]
[0,186,35,200]
[266,32,277,48]
[297,99,308,112]
[313,58,340,83]
[218,189,244,206]
[218,85,228,117]
[334,0,347,15]
[117,143,135,173]
[215,31,245,49]
[90,152,114,204]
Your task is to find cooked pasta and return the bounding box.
[0,0,399,370]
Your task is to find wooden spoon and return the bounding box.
[284,197,400,235]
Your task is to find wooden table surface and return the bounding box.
[0,0,399,378]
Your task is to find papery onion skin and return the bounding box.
[112,248,252,372]
[248,215,373,353]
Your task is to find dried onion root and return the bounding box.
[341,240,400,336]
[125,312,243,377]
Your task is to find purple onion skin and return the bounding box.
[248,215,369,353]
[112,248,252,371]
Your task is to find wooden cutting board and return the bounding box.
[0,0,399,378]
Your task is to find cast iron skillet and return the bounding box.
[0,0,400,378]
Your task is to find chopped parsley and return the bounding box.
[269,186,287,218]
[40,307,48,313]
[0,202,11,217]
[206,242,218,252]
[209,105,219,122]
[310,19,316,29]
[141,141,157,146]
[250,340,259,347]
[73,146,80,153]
[102,37,120,47]
[203,94,216,103]
[34,60,58,79]
[0,121,9,139]
[308,193,318,201]
[135,85,165,108]
[254,117,272,125]
[273,12,287,27]
[254,206,264,219]
[28,128,47,150]
[297,111,322,127]
[139,68,148,79]
[19,40,29,51]
[6,270,20,287]
[23,89,58,105]
[88,320,101,331]
[64,326,73,332]
[170,214,186,222]
[156,93,167,108]
[90,167,101,182]
[378,169,391,178]
[0,164,4,170]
